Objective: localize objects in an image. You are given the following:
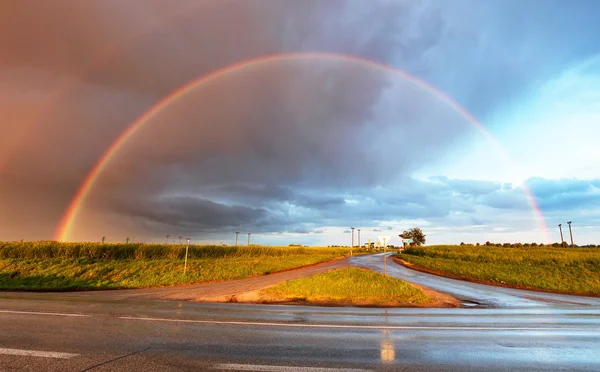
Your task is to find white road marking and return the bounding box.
[0,310,90,317]
[212,364,372,372]
[0,348,78,359]
[118,316,598,331]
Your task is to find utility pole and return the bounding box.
[165,234,170,244]
[567,221,574,248]
[558,224,564,245]
[235,232,239,246]
[350,227,355,256]
[247,232,251,246]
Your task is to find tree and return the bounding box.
[399,227,426,246]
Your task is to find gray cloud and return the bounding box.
[1,1,598,242]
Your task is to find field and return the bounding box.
[261,267,432,305]
[398,245,600,295]
[0,241,359,291]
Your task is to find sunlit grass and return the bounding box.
[0,241,353,259]
[0,241,364,291]
[399,245,600,295]
[261,267,432,305]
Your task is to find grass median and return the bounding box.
[260,267,432,306]
[398,245,600,295]
[0,241,362,291]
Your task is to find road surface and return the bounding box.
[0,253,598,371]
[354,253,600,308]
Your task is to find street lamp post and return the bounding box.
[567,221,574,248]
[350,227,355,256]
[235,232,239,246]
[558,224,564,245]
[358,229,361,250]
[247,232,251,246]
[165,234,170,244]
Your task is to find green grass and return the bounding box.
[0,241,353,260]
[261,267,432,305]
[0,241,363,291]
[399,245,600,295]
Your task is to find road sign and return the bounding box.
[184,238,191,274]
[378,236,391,276]
[378,236,391,246]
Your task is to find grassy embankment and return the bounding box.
[261,267,432,306]
[0,241,362,291]
[398,245,600,295]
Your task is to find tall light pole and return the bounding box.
[350,227,355,256]
[247,232,251,246]
[567,221,574,248]
[558,224,564,245]
[358,229,361,249]
[178,236,182,245]
[235,232,240,246]
[165,234,170,244]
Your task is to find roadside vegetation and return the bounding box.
[260,267,432,306]
[398,245,600,295]
[0,241,361,291]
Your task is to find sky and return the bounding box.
[0,0,598,246]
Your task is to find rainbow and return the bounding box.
[55,52,549,241]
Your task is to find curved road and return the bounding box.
[0,253,598,371]
[353,253,600,308]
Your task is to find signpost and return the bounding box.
[184,238,191,274]
[378,236,390,276]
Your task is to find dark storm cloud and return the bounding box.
[103,175,597,237]
[2,0,452,240]
[2,0,598,241]
[111,196,268,233]
[294,194,347,209]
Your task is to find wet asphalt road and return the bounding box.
[354,253,600,308]
[0,253,599,371]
